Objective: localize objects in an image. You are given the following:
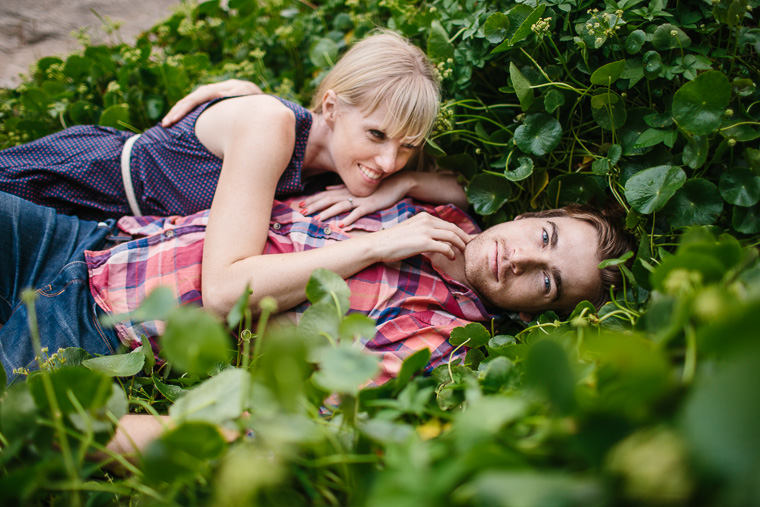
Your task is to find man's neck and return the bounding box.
[427,251,473,292]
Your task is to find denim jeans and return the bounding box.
[0,191,122,384]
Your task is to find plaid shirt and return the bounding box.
[86,198,495,384]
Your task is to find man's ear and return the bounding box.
[322,89,339,128]
[518,311,533,323]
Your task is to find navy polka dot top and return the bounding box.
[0,95,312,220]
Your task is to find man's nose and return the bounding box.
[510,248,543,274]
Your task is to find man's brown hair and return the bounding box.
[517,203,635,310]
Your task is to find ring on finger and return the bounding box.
[347,197,354,207]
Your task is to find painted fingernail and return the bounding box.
[338,223,344,228]
[298,201,306,207]
[300,209,309,215]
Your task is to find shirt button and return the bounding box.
[323,227,332,236]
[272,222,281,230]
[164,230,175,238]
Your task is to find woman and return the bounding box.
[0,31,466,226]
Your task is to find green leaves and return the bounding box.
[160,306,233,376]
[719,168,760,206]
[510,62,534,111]
[514,113,562,156]
[305,268,351,315]
[590,60,626,85]
[466,173,511,215]
[672,71,731,135]
[309,37,339,68]
[625,165,687,214]
[484,12,510,44]
[427,21,454,60]
[312,343,379,395]
[664,179,723,228]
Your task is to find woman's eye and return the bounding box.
[544,274,551,293]
[402,143,418,150]
[369,129,385,140]
[542,229,549,246]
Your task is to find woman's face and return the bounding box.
[326,96,420,196]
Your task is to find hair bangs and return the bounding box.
[361,74,439,145]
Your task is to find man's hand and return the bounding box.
[161,79,262,127]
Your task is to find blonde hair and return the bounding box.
[311,30,441,145]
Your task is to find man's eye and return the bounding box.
[369,129,385,140]
[542,229,549,246]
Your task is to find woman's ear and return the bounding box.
[322,90,339,128]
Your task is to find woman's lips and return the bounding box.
[359,163,382,182]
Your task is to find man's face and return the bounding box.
[463,215,602,316]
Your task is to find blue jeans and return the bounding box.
[0,191,122,384]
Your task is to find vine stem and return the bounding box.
[22,289,82,507]
[683,323,697,384]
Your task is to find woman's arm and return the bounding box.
[197,95,470,318]
[161,79,262,127]
[299,171,468,226]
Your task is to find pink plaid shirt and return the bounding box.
[86,199,495,384]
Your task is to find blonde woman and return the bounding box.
[0,31,472,317]
[0,31,466,225]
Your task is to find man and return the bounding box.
[0,189,631,385]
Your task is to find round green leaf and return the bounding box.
[624,165,687,214]
[514,113,562,156]
[591,91,627,131]
[544,88,565,113]
[663,179,723,228]
[169,368,250,423]
[546,174,607,207]
[651,23,691,50]
[160,306,233,375]
[484,12,510,44]
[590,59,626,86]
[732,204,760,234]
[505,156,533,182]
[450,322,491,348]
[309,37,339,68]
[466,173,511,215]
[83,351,145,377]
[98,105,130,128]
[305,268,350,314]
[625,30,646,54]
[63,54,91,80]
[69,100,98,125]
[313,343,380,395]
[427,20,455,60]
[642,51,663,79]
[143,421,227,485]
[719,168,760,206]
[672,71,730,135]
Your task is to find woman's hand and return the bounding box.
[299,173,416,226]
[367,212,472,262]
[298,171,468,226]
[161,79,262,127]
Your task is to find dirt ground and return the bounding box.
[0,0,179,88]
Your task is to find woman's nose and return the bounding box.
[376,145,402,173]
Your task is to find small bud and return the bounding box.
[728,138,737,147]
[725,108,734,117]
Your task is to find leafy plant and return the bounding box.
[3,0,760,505]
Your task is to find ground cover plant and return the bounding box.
[1,0,760,505]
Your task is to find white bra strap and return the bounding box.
[120,133,143,216]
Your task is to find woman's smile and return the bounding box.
[359,163,383,182]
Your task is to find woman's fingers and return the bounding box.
[161,80,262,127]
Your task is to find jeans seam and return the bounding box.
[90,302,118,355]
